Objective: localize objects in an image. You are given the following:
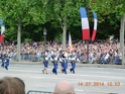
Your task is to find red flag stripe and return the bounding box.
[82,29,90,40]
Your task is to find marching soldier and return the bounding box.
[1,54,5,67]
[4,55,10,70]
[62,51,68,74]
[51,51,59,75]
[59,50,65,73]
[69,51,76,74]
[62,59,68,74]
[42,50,49,74]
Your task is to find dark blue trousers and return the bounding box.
[70,61,76,74]
[52,62,58,75]
[63,61,68,74]
[5,61,9,70]
[43,61,48,68]
[1,59,4,67]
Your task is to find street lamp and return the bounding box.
[43,28,47,50]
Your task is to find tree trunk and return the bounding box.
[120,15,125,66]
[62,16,67,50]
[120,18,122,52]
[17,19,21,62]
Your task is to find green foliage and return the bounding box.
[0,0,47,42]
[89,0,125,38]
[54,33,62,43]
[0,0,124,42]
[90,0,125,19]
[0,10,2,18]
[24,38,32,42]
[4,26,17,41]
[1,0,46,25]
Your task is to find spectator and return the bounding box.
[53,80,75,94]
[0,76,25,94]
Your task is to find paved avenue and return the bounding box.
[0,63,125,94]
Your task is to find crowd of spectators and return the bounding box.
[0,39,123,65]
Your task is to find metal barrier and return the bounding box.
[27,90,52,94]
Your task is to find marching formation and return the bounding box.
[0,48,77,74]
[42,50,77,75]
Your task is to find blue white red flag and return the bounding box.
[91,12,97,41]
[80,7,90,40]
[0,24,5,43]
[0,35,4,43]
[1,24,5,35]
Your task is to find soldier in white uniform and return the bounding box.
[69,51,76,74]
[62,51,68,74]
[42,50,49,74]
[4,55,10,70]
[51,51,59,75]
[1,53,5,67]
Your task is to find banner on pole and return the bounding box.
[80,7,90,40]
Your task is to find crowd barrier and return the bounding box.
[10,53,122,65]
[27,90,118,94]
[27,90,52,94]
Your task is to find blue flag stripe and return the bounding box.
[80,7,87,18]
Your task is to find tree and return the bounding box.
[90,0,125,65]
[0,10,2,18]
[0,0,46,62]
[44,0,89,50]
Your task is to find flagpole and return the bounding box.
[87,0,90,63]
[87,40,89,63]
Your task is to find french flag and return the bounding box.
[1,24,5,35]
[91,12,97,41]
[0,24,5,43]
[80,7,90,40]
